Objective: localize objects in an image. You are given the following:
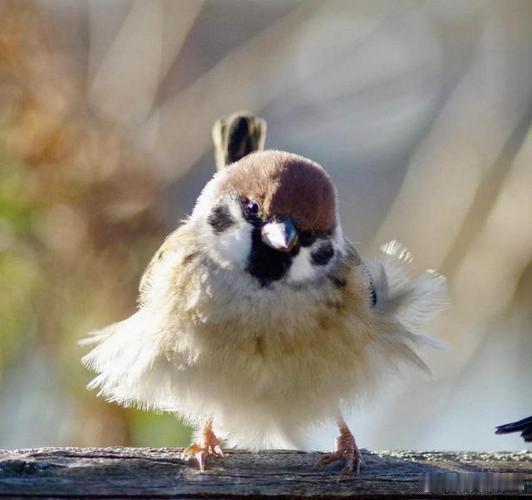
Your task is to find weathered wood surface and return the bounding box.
[0,448,530,498]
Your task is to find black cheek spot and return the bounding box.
[311,241,334,266]
[207,205,234,233]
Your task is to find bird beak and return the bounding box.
[261,216,299,252]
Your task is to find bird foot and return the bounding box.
[181,425,224,472]
[315,425,362,475]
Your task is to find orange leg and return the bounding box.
[181,418,224,472]
[315,416,362,475]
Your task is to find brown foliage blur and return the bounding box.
[0,0,167,446]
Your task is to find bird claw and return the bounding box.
[181,443,205,471]
[212,444,224,457]
[315,450,362,475]
[315,422,362,476]
[181,427,224,471]
[343,452,362,475]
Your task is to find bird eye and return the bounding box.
[246,200,261,216]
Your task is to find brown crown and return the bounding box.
[219,150,337,232]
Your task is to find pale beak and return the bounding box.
[261,216,299,252]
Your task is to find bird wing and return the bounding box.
[138,224,190,305]
[355,240,448,373]
[365,241,447,342]
[82,222,200,411]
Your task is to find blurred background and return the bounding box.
[0,0,531,452]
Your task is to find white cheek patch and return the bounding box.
[216,213,252,270]
[333,224,344,246]
[191,171,227,221]
[286,230,346,285]
[191,174,254,271]
[201,199,252,271]
[286,247,319,284]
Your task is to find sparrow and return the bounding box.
[496,416,532,442]
[82,117,446,474]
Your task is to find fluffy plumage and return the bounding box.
[82,150,446,451]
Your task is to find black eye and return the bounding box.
[246,200,261,216]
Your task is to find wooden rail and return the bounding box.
[0,447,530,497]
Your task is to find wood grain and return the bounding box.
[1,448,530,497]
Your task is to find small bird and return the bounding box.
[82,113,446,474]
[496,416,532,442]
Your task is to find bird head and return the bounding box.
[192,150,344,287]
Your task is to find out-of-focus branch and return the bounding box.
[89,0,204,129]
[373,2,532,272]
[453,126,532,329]
[139,2,319,179]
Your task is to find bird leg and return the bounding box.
[315,416,362,475]
[181,418,224,471]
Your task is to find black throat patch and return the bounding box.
[246,226,300,287]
